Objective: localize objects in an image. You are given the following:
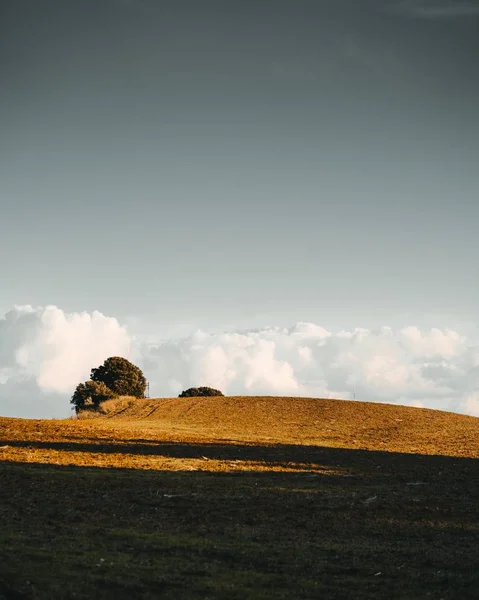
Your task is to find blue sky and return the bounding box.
[1,0,479,417]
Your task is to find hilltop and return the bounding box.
[79,395,479,454]
[0,396,478,599]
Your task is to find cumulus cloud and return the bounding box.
[0,305,131,417]
[1,306,479,419]
[464,393,479,416]
[140,322,479,417]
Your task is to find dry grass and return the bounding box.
[75,396,138,419]
[0,396,478,599]
[75,395,479,457]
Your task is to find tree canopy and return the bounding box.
[179,386,224,398]
[91,356,146,398]
[71,357,146,413]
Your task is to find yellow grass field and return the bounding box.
[1,396,478,599]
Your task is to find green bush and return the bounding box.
[71,380,117,413]
[179,386,224,398]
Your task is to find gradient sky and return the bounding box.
[2,0,479,336]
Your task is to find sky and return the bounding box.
[1,0,479,418]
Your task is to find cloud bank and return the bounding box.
[0,305,131,418]
[1,305,479,419]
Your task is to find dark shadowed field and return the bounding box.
[0,396,478,599]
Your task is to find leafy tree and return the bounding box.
[179,386,224,398]
[90,356,147,398]
[71,357,146,413]
[71,380,117,413]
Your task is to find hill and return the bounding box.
[78,395,479,455]
[0,396,478,599]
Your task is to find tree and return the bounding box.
[90,356,147,398]
[71,380,117,413]
[179,386,224,398]
[71,357,147,413]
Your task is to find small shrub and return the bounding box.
[179,386,224,398]
[71,380,117,413]
[75,396,137,418]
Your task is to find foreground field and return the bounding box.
[1,396,478,599]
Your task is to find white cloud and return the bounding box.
[0,305,131,417]
[464,393,479,416]
[141,322,479,416]
[1,307,479,419]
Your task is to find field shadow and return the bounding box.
[0,435,478,480]
[1,440,478,599]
